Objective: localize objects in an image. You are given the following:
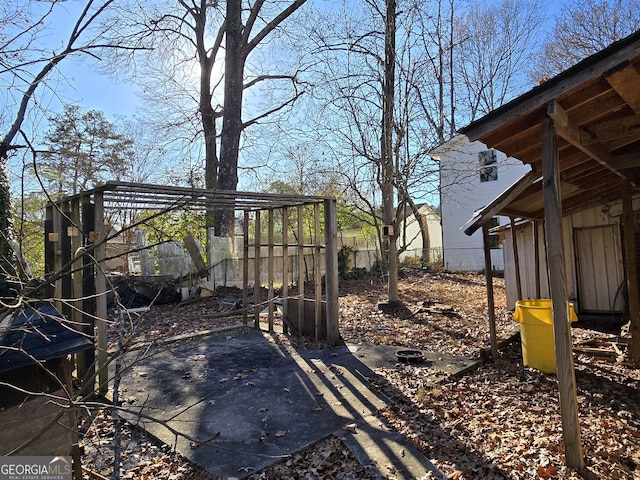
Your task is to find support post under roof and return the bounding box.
[541,114,583,469]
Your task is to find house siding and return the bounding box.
[436,135,530,272]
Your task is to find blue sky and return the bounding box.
[57,66,140,118]
[44,2,141,118]
[42,0,566,121]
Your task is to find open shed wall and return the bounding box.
[504,199,639,312]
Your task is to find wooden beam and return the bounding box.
[313,204,322,341]
[534,221,541,299]
[464,170,540,236]
[510,217,523,301]
[52,206,62,313]
[324,199,340,346]
[547,100,637,187]
[621,182,640,365]
[70,199,83,378]
[297,205,305,334]
[282,207,289,335]
[44,206,55,299]
[609,152,640,169]
[254,210,262,329]
[80,199,95,388]
[268,209,275,333]
[94,192,108,397]
[482,224,498,360]
[579,115,640,144]
[541,116,584,469]
[605,62,640,115]
[242,211,249,326]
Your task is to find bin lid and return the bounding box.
[513,299,577,323]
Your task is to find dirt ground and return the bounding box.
[82,268,640,479]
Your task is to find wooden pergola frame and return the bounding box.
[45,181,340,395]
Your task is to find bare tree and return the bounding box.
[530,0,640,82]
[103,0,309,237]
[299,1,444,278]
[215,0,308,235]
[455,0,545,120]
[0,0,140,299]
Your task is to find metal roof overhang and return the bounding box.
[460,29,640,234]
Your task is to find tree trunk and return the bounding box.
[0,158,17,298]
[382,0,398,302]
[407,199,430,262]
[215,0,245,237]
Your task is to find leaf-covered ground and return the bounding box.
[85,268,640,479]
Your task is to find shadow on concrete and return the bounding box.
[113,327,511,479]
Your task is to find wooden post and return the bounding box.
[282,207,289,334]
[61,207,72,319]
[81,199,96,384]
[510,217,522,301]
[622,182,640,365]
[314,203,322,340]
[254,210,261,329]
[44,205,55,299]
[94,192,108,397]
[71,198,82,313]
[482,224,498,359]
[70,199,83,375]
[243,210,249,326]
[52,206,62,313]
[267,209,275,332]
[541,113,583,468]
[324,199,340,345]
[297,205,305,334]
[534,220,541,299]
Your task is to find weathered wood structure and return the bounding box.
[460,30,640,468]
[45,182,340,395]
[0,305,92,455]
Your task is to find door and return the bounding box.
[574,225,625,312]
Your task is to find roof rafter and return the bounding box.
[605,62,640,115]
[547,101,639,187]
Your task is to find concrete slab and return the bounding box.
[114,328,459,479]
[346,343,479,377]
[339,414,447,480]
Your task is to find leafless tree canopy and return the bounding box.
[530,0,640,82]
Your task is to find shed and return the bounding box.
[459,29,640,468]
[0,305,92,455]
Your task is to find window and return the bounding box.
[489,217,501,249]
[479,149,498,182]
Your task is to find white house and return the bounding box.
[398,204,442,264]
[432,134,530,271]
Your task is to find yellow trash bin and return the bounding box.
[513,299,577,374]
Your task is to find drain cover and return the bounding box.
[396,349,424,363]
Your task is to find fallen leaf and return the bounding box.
[537,465,558,478]
[344,423,358,433]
